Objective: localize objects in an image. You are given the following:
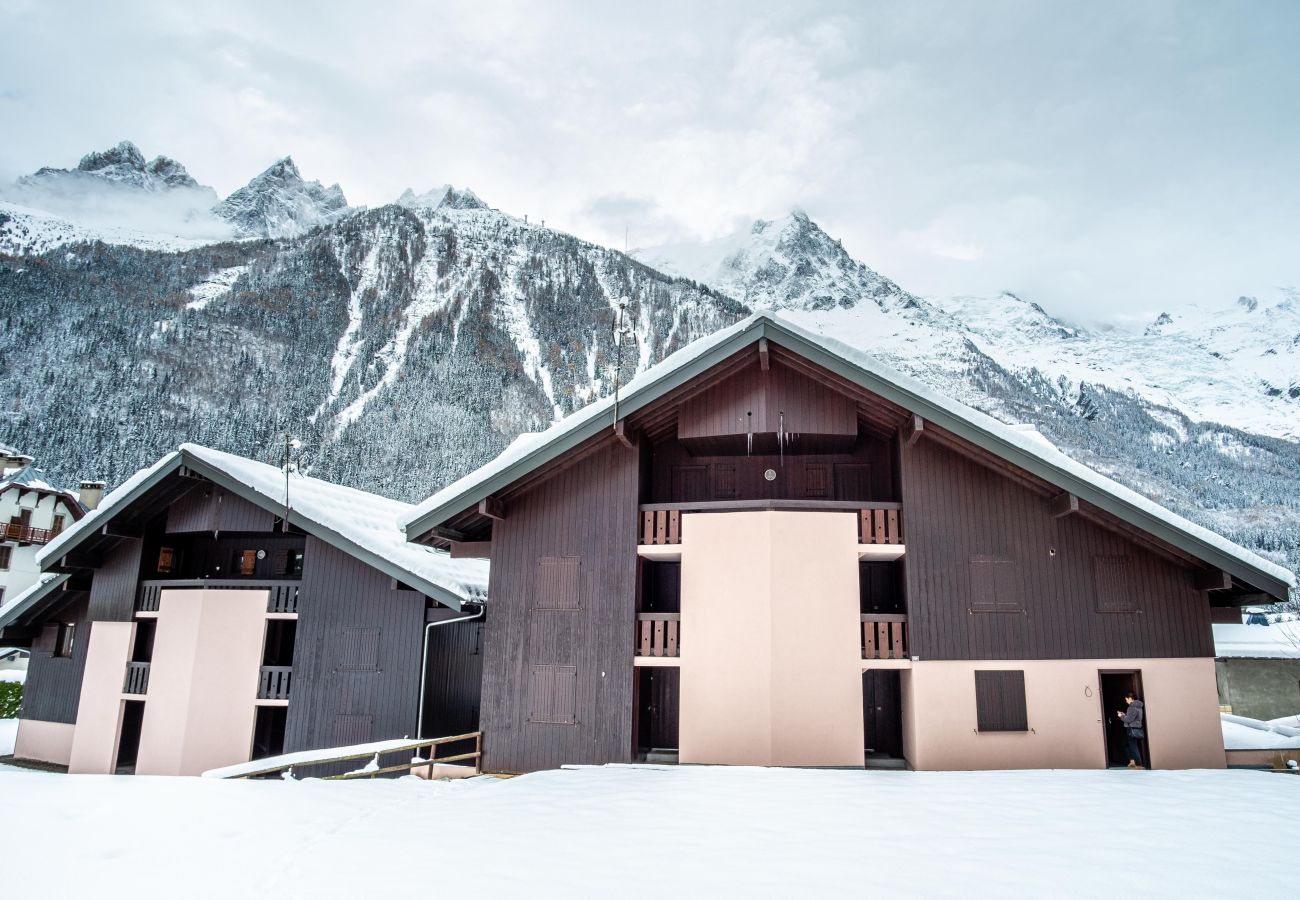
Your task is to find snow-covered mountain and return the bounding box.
[18,140,216,198]
[1,143,1297,580]
[213,157,351,239]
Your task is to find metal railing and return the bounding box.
[123,661,150,695]
[636,612,680,657]
[257,666,293,700]
[862,614,908,660]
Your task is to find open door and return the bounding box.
[863,669,903,765]
[1099,670,1149,768]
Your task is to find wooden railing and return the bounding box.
[258,666,293,700]
[858,507,903,545]
[1,522,62,545]
[636,612,680,657]
[220,733,483,780]
[137,580,302,614]
[862,614,908,660]
[123,661,150,695]
[639,501,904,546]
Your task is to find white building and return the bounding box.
[0,450,98,607]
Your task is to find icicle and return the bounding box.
[779,411,785,466]
[746,411,753,456]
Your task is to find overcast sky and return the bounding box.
[2,0,1297,324]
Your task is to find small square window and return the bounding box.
[157,546,176,574]
[235,550,257,576]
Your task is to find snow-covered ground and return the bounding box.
[0,719,16,755]
[0,764,1294,898]
[1221,713,1300,750]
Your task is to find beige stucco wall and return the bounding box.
[14,718,75,766]
[68,621,136,774]
[678,511,864,767]
[906,657,1225,770]
[135,588,267,776]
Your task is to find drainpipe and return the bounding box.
[416,601,485,739]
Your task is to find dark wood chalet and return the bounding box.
[0,444,487,775]
[402,312,1293,773]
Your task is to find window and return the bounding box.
[235,549,258,576]
[969,556,1024,612]
[713,463,737,499]
[804,463,829,499]
[272,548,304,576]
[975,670,1028,732]
[1093,555,1138,613]
[0,545,11,570]
[47,622,77,659]
[0,587,5,605]
[528,665,577,724]
[533,556,580,610]
[51,514,65,535]
[157,546,176,574]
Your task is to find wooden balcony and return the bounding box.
[862,614,908,661]
[123,661,150,695]
[257,666,293,701]
[136,580,301,614]
[1,522,63,545]
[635,613,680,659]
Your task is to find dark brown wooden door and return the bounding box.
[862,669,903,758]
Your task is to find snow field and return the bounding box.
[0,764,1294,898]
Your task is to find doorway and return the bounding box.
[862,669,904,764]
[634,667,680,762]
[1099,670,1149,768]
[115,700,145,774]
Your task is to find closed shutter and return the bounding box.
[528,665,577,724]
[534,557,580,610]
[969,556,1024,612]
[1093,555,1138,613]
[804,464,829,498]
[34,622,59,653]
[337,627,380,671]
[975,670,1028,732]
[0,545,11,570]
[713,463,737,499]
[671,465,709,502]
[333,714,373,745]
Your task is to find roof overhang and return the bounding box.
[403,313,1294,602]
[0,574,76,634]
[39,449,475,611]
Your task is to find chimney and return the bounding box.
[79,480,106,511]
[1,449,33,473]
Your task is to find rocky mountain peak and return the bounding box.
[76,140,147,173]
[214,157,350,239]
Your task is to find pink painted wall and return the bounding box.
[906,657,1225,770]
[14,718,75,766]
[678,511,864,766]
[67,621,135,774]
[135,588,267,776]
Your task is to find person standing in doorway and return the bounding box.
[1117,691,1145,769]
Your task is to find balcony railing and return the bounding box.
[639,501,903,546]
[635,613,680,658]
[1,522,63,545]
[136,580,301,614]
[258,666,293,700]
[123,661,150,695]
[862,614,908,660]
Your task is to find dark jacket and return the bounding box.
[1120,700,1145,737]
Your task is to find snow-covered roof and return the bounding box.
[402,311,1294,600]
[0,463,71,496]
[0,573,71,631]
[1214,622,1300,659]
[36,444,488,610]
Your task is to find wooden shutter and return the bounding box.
[671,465,709,502]
[713,463,737,499]
[332,714,373,746]
[975,670,1028,732]
[34,622,59,653]
[1093,555,1138,613]
[969,556,1024,612]
[338,627,380,671]
[534,557,580,610]
[804,464,829,499]
[272,548,289,576]
[528,665,577,724]
[0,545,11,570]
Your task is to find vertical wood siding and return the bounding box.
[481,439,640,773]
[18,593,90,724]
[420,619,484,739]
[165,487,273,533]
[901,437,1213,660]
[678,361,856,440]
[283,538,428,767]
[88,539,143,622]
